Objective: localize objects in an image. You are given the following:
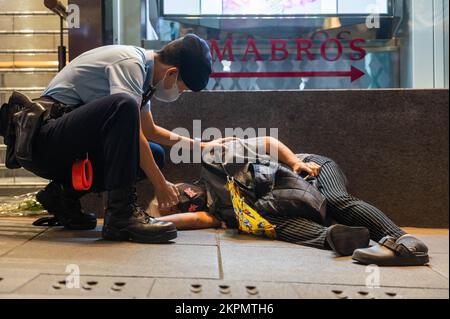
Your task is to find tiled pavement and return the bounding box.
[0,217,448,299]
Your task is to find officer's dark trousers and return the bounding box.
[33,93,163,193]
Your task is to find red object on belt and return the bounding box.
[72,156,93,191]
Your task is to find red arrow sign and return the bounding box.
[211,66,365,83]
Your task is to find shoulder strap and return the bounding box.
[379,236,414,257]
[141,85,156,110]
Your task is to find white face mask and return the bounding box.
[154,72,181,103]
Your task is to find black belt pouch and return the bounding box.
[12,93,46,166]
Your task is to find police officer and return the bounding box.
[25,34,215,243]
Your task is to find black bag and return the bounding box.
[14,94,46,165]
[0,103,21,169]
[1,97,21,169]
[200,161,255,228]
[251,164,328,225]
[200,158,328,227]
[1,92,46,169]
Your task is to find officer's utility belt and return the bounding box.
[34,95,75,121]
[0,91,73,169]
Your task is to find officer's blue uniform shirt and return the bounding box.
[43,45,154,112]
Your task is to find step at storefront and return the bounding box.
[0,0,69,195]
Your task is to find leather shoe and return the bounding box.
[352,235,429,266]
[326,224,370,256]
[35,182,97,230]
[102,186,177,244]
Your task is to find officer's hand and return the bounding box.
[213,137,239,144]
[292,161,321,177]
[201,137,238,152]
[155,181,180,210]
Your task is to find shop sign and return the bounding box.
[210,38,367,81]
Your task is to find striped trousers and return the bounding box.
[265,155,406,249]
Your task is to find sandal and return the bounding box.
[352,235,429,266]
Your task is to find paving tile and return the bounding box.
[14,274,155,298]
[220,246,448,289]
[0,218,448,299]
[218,229,311,249]
[292,283,449,299]
[0,220,47,256]
[175,229,218,246]
[0,245,220,280]
[26,226,218,247]
[0,226,220,279]
[0,268,40,294]
[0,219,44,233]
[414,234,449,254]
[149,278,296,299]
[429,254,449,279]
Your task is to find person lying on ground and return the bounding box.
[154,137,429,267]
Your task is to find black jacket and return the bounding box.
[200,158,328,229]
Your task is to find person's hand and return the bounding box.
[201,137,238,151]
[292,161,322,177]
[155,180,180,210]
[214,137,240,144]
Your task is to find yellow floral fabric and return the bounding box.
[227,177,276,239]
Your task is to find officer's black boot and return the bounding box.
[36,182,97,230]
[102,185,177,243]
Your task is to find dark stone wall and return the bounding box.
[146,89,448,228]
[83,89,448,228]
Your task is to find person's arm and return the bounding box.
[142,111,194,147]
[105,58,181,208]
[141,111,226,150]
[139,122,179,208]
[263,136,321,177]
[158,212,221,230]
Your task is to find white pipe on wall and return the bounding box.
[112,0,122,44]
[408,0,448,88]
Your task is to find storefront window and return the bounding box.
[110,0,448,90]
